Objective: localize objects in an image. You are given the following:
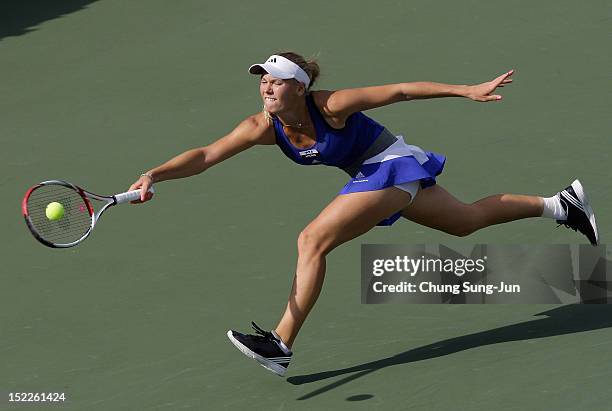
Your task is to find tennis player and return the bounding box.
[128,52,598,376]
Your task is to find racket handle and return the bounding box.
[114,187,155,204]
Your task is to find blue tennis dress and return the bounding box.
[272,93,446,226]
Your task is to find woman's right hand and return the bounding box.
[128,174,155,204]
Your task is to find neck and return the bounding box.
[274,97,309,128]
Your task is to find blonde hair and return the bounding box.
[263,107,273,125]
[262,51,321,124]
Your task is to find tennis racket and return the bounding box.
[22,180,154,248]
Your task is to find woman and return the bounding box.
[129,52,598,376]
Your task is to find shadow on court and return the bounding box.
[0,0,99,41]
[288,304,612,400]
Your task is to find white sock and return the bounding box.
[271,330,292,355]
[541,194,567,220]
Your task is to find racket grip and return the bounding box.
[115,187,155,204]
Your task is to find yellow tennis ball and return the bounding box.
[46,202,65,221]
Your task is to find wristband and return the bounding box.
[140,172,154,182]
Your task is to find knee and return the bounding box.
[297,226,332,257]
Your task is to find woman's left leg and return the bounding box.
[400,185,544,237]
[400,181,598,243]
[274,187,413,348]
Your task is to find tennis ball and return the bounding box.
[46,202,65,221]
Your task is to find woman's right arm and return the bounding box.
[129,114,274,202]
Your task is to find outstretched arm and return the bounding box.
[320,70,514,119]
[128,114,273,202]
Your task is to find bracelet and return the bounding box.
[140,172,154,181]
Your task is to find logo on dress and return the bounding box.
[299,148,320,159]
[353,171,368,183]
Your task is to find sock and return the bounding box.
[271,330,292,355]
[541,194,567,220]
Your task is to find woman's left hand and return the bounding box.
[465,69,514,102]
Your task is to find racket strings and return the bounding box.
[25,185,93,245]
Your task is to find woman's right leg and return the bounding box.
[275,187,414,348]
[227,187,413,376]
[400,185,544,236]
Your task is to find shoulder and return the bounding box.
[310,90,350,128]
[310,90,335,116]
[312,85,406,120]
[235,112,276,145]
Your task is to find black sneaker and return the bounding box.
[227,322,292,376]
[556,179,599,245]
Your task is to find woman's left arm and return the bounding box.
[322,69,514,118]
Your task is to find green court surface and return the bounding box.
[1,0,611,409]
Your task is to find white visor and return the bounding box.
[249,55,311,88]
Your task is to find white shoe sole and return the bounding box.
[226,331,287,377]
[570,179,599,245]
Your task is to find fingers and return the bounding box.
[499,69,515,79]
[474,94,502,102]
[128,180,142,204]
[497,78,513,88]
[134,188,154,203]
[128,176,154,204]
[140,180,151,202]
[493,69,515,85]
[491,69,515,97]
[473,69,514,102]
